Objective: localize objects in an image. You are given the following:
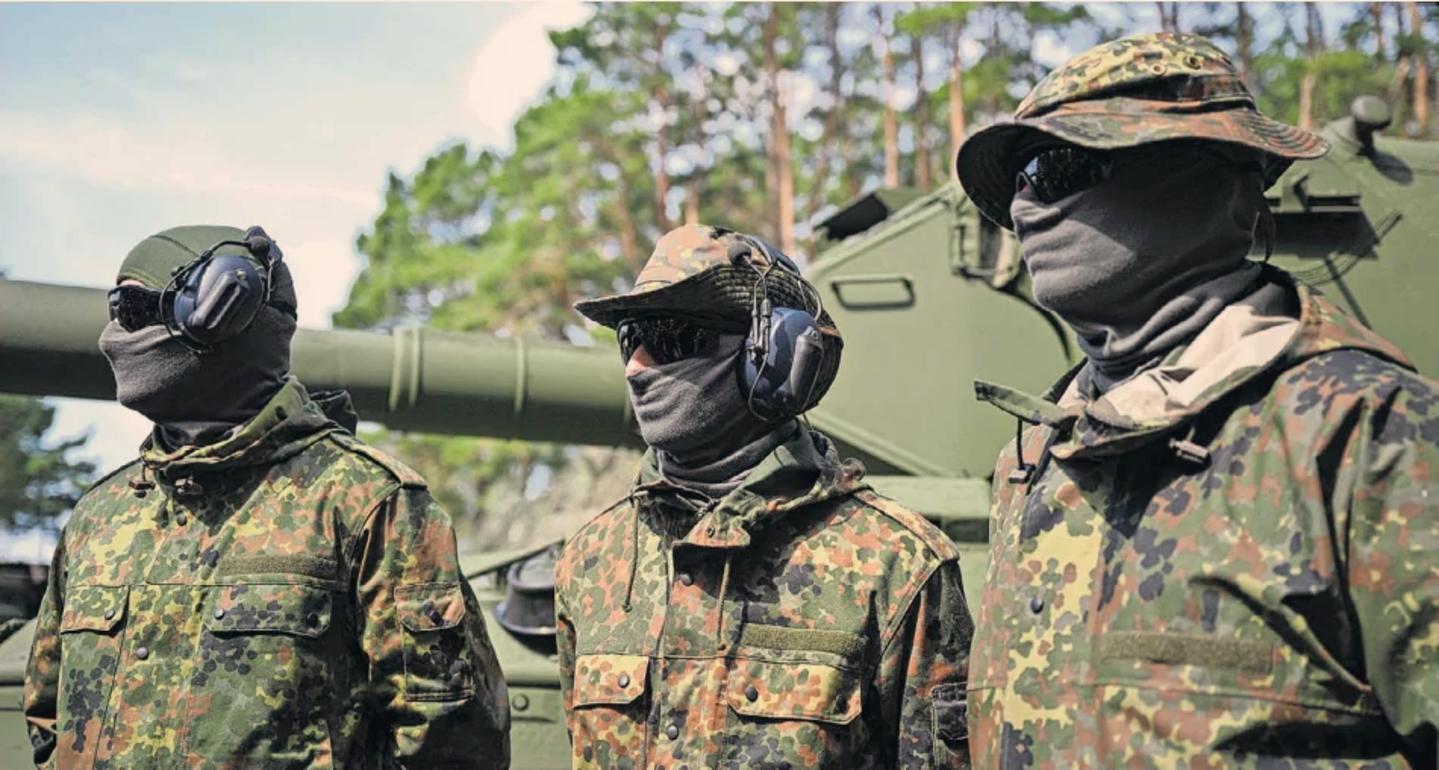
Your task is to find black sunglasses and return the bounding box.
[1015,146,1114,204]
[1015,142,1267,204]
[617,317,721,365]
[107,285,169,332]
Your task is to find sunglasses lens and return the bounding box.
[107,286,164,332]
[1017,147,1109,203]
[618,317,719,365]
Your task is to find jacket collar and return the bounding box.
[139,377,341,481]
[977,269,1414,459]
[632,425,869,550]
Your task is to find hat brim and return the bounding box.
[956,101,1329,231]
[574,263,838,332]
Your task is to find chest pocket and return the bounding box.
[723,659,863,770]
[190,583,337,763]
[56,585,128,766]
[569,653,648,770]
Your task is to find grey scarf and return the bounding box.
[627,334,794,500]
[1011,147,1265,392]
[98,306,296,448]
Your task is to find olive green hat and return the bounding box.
[117,224,297,315]
[956,32,1329,230]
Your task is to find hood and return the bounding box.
[977,268,1414,459]
[309,389,359,434]
[138,377,341,481]
[633,424,868,550]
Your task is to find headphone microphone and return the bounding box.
[728,235,829,422]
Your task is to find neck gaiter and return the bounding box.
[1011,148,1265,391]
[627,334,794,500]
[98,306,296,448]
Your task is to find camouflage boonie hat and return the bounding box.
[956,32,1329,230]
[574,223,844,407]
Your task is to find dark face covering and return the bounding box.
[627,334,795,500]
[1011,145,1265,392]
[99,306,296,448]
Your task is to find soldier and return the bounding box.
[557,224,974,769]
[24,225,510,769]
[956,33,1439,768]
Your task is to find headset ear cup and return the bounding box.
[171,253,267,347]
[740,306,825,421]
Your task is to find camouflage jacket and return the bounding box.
[969,271,1439,769]
[555,426,973,770]
[23,378,510,770]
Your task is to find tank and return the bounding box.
[0,100,1435,768]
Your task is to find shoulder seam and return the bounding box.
[326,433,427,489]
[852,489,960,561]
[82,458,143,497]
[566,495,635,548]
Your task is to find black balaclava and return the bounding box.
[627,333,796,501]
[98,225,298,449]
[1011,145,1266,392]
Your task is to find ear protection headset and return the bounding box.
[160,225,289,352]
[727,234,829,422]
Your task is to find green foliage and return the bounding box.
[0,396,95,531]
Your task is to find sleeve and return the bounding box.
[554,554,578,738]
[1346,382,1439,760]
[350,485,511,770]
[875,558,975,770]
[23,531,65,770]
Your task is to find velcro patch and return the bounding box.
[1098,631,1272,673]
[220,555,339,581]
[740,623,866,657]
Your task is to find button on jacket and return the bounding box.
[23,379,510,770]
[556,427,974,770]
[968,273,1439,769]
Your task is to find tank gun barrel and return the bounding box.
[0,280,637,446]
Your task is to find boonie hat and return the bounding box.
[956,32,1329,230]
[574,223,843,409]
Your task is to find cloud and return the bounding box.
[466,1,593,148]
[0,111,376,210]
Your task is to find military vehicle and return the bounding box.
[0,98,1434,768]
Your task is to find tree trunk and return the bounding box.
[763,6,797,253]
[1235,3,1255,85]
[1371,2,1386,59]
[807,3,844,222]
[876,7,900,187]
[613,170,644,275]
[1409,0,1430,136]
[684,185,700,225]
[1298,2,1324,130]
[913,31,932,190]
[651,22,674,232]
[948,23,967,178]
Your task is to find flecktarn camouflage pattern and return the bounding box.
[23,378,510,769]
[554,426,974,769]
[968,269,1439,768]
[956,32,1329,229]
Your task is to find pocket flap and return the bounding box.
[206,583,332,638]
[395,582,467,632]
[728,661,862,725]
[573,653,649,707]
[60,586,127,633]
